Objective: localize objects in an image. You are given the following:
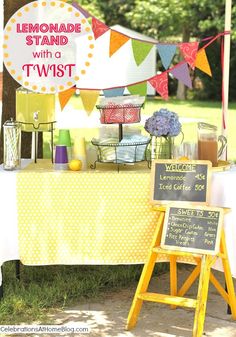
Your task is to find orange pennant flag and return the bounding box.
[109,30,130,57]
[195,49,212,77]
[80,90,100,115]
[58,87,76,111]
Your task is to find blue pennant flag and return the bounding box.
[103,88,125,97]
[157,44,177,70]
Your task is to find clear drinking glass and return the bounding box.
[173,142,197,160]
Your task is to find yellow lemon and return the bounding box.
[179,156,189,161]
[68,159,82,171]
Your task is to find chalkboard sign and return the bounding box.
[150,160,212,205]
[161,204,223,255]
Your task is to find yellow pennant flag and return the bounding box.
[58,87,76,111]
[195,49,212,77]
[80,90,100,115]
[109,30,130,57]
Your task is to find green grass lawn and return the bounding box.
[0,262,168,324]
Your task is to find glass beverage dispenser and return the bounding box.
[16,87,55,131]
[16,87,56,162]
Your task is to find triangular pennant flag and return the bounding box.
[179,41,199,69]
[80,90,100,115]
[156,44,177,70]
[195,49,212,77]
[127,82,147,96]
[149,73,168,100]
[72,2,91,18]
[171,62,192,88]
[92,17,110,40]
[103,88,125,97]
[131,40,153,66]
[58,87,76,111]
[109,30,130,57]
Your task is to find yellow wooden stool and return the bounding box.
[126,207,236,337]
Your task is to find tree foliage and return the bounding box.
[125,0,235,41]
[96,0,135,27]
[67,0,104,20]
[124,0,235,100]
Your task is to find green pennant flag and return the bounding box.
[132,40,153,66]
[127,82,147,96]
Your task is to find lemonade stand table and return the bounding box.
[1,160,236,288]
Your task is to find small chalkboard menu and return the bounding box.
[151,160,212,204]
[161,204,223,255]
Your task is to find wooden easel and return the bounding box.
[126,206,236,337]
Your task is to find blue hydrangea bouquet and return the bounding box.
[144,108,182,159]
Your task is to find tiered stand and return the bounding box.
[91,104,151,171]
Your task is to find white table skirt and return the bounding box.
[1,161,236,285]
[0,160,31,285]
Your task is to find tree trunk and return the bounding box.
[176,26,191,100]
[0,0,43,164]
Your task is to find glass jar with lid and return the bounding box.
[3,118,21,170]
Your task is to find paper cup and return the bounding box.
[55,145,68,164]
[73,137,86,157]
[58,129,72,147]
[73,137,87,170]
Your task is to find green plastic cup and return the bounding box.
[58,129,71,147]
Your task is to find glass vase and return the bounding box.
[151,136,174,160]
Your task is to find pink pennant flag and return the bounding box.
[171,62,192,89]
[149,72,168,100]
[92,17,110,40]
[179,42,199,69]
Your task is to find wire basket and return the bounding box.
[91,138,151,165]
[96,103,143,124]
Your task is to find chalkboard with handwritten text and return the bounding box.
[150,160,212,204]
[161,205,223,255]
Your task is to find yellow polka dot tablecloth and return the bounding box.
[16,161,160,266]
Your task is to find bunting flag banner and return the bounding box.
[156,44,177,70]
[80,90,100,115]
[171,62,192,89]
[179,42,199,69]
[92,17,110,40]
[58,87,76,111]
[71,2,91,18]
[127,82,147,96]
[131,40,153,66]
[195,49,212,77]
[149,72,168,100]
[109,30,130,57]
[103,88,125,97]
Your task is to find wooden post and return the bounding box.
[126,211,165,330]
[221,0,232,158]
[220,230,236,318]
[192,255,212,337]
[170,255,177,309]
